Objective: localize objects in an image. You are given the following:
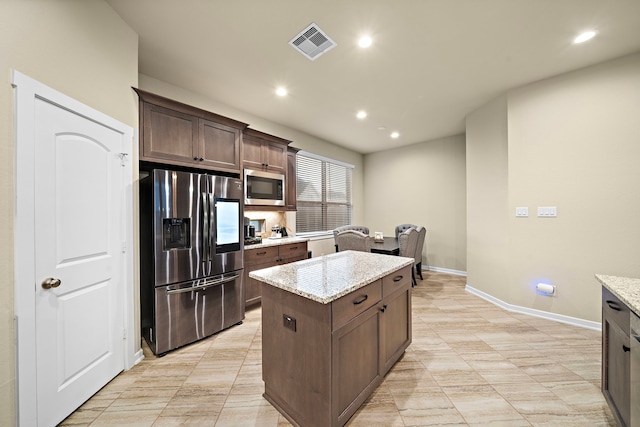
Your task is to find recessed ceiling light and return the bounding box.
[356,110,367,119]
[358,36,372,48]
[573,31,596,44]
[276,87,288,97]
[390,132,400,139]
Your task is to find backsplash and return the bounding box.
[244,211,287,238]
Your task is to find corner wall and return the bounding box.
[0,1,138,424]
[467,52,640,322]
[465,96,509,300]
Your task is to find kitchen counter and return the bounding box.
[244,236,308,250]
[249,250,414,304]
[595,274,640,317]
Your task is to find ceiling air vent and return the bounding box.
[289,23,337,61]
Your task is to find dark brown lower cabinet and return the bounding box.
[261,265,412,427]
[602,286,631,427]
[243,242,308,308]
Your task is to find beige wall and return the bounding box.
[466,95,509,300]
[363,135,467,272]
[467,52,640,322]
[0,1,138,424]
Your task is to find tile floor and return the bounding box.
[61,271,616,426]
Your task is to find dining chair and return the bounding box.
[414,226,426,280]
[395,223,417,239]
[333,225,370,251]
[335,230,371,253]
[398,228,419,286]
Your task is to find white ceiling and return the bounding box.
[106,0,640,154]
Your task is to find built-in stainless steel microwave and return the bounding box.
[244,169,285,206]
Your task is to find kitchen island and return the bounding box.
[250,251,414,427]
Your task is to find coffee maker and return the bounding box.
[243,217,259,244]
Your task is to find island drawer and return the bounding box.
[603,286,630,335]
[279,242,308,262]
[245,246,279,264]
[332,280,382,330]
[382,265,412,297]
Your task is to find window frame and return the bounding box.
[295,150,354,238]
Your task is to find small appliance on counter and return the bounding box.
[269,225,288,238]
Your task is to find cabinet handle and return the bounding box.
[353,295,368,305]
[606,300,621,311]
[257,251,267,256]
[623,345,631,352]
[380,304,387,312]
[193,156,199,161]
[199,157,204,161]
[289,246,298,250]
[393,275,403,282]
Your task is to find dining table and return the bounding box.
[370,236,400,256]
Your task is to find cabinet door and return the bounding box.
[198,119,241,172]
[141,103,198,163]
[603,317,631,426]
[244,246,279,308]
[243,261,272,307]
[286,149,297,211]
[331,306,381,426]
[381,286,411,374]
[242,136,264,170]
[263,141,287,174]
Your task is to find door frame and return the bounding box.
[12,70,138,426]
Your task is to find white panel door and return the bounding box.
[33,97,125,426]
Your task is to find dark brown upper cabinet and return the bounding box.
[134,88,248,174]
[242,128,290,175]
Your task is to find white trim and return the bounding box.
[465,284,601,331]
[295,230,334,240]
[424,265,467,277]
[297,150,355,169]
[132,349,145,366]
[12,70,136,426]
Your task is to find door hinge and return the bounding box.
[122,329,127,340]
[121,242,127,253]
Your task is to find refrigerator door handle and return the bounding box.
[165,274,240,295]
[201,191,209,263]
[208,193,216,258]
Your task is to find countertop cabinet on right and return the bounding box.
[602,286,631,427]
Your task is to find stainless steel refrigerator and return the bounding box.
[140,169,244,355]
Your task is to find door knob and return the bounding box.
[41,277,61,289]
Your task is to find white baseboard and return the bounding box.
[465,284,601,331]
[424,265,467,277]
[129,349,144,369]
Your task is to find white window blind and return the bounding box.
[296,152,353,234]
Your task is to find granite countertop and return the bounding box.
[249,250,414,304]
[595,274,640,317]
[244,236,308,250]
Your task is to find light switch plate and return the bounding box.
[515,207,528,217]
[537,206,557,217]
